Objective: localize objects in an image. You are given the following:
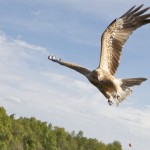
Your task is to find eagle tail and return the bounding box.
[121,78,147,88]
[115,87,132,105]
[114,78,147,105]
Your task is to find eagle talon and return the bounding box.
[108,100,113,106]
[114,94,120,100]
[117,95,120,99]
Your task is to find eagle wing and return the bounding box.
[48,55,91,76]
[99,5,150,75]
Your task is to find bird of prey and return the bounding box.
[48,5,150,105]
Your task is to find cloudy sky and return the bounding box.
[0,0,150,149]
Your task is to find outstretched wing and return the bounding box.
[99,5,150,75]
[48,55,91,76]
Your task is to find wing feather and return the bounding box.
[48,56,91,76]
[99,5,150,75]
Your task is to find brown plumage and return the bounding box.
[48,5,150,105]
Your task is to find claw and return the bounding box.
[117,95,120,99]
[113,94,120,100]
[108,100,113,106]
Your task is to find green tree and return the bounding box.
[107,141,122,150]
[0,107,123,150]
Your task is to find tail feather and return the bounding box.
[115,88,132,105]
[114,77,147,106]
[121,78,147,88]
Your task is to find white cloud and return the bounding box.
[0,33,47,53]
[13,39,47,52]
[0,96,21,103]
[42,71,94,91]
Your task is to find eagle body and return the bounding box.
[48,5,150,105]
[87,69,117,105]
[86,69,134,105]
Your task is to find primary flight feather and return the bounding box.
[48,5,150,105]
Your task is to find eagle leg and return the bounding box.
[108,99,113,105]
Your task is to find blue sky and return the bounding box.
[0,0,150,149]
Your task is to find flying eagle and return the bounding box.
[48,5,150,105]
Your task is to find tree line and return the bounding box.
[0,107,122,150]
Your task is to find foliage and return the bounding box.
[0,107,122,150]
